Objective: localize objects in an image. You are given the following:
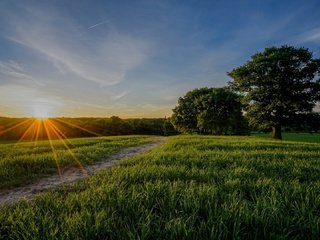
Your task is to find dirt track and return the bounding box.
[0,138,165,206]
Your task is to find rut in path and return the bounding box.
[0,138,165,206]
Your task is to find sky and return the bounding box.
[0,0,319,118]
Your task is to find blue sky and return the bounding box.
[0,0,319,118]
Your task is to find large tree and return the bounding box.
[228,45,320,139]
[171,87,248,135]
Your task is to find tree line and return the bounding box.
[0,117,177,140]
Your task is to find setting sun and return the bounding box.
[32,105,53,119]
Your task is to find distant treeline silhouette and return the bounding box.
[0,116,178,140]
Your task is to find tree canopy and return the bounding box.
[171,87,248,135]
[228,45,320,139]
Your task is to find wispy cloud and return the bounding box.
[111,91,129,100]
[4,4,151,86]
[0,60,45,87]
[88,20,109,29]
[292,27,320,44]
[0,60,29,79]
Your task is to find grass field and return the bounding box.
[253,132,320,143]
[0,135,156,189]
[1,135,320,239]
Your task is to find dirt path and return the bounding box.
[0,137,165,206]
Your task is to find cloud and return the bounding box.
[88,20,109,29]
[4,4,151,86]
[111,91,130,100]
[292,27,320,44]
[0,60,29,79]
[0,60,46,87]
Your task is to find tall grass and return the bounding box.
[0,135,156,189]
[253,132,320,143]
[1,135,320,239]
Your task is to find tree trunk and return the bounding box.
[272,125,282,140]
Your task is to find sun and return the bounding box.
[32,105,52,119]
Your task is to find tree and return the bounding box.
[228,46,320,139]
[171,87,248,135]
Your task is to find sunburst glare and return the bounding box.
[32,105,52,119]
[0,117,95,178]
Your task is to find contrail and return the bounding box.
[87,20,108,29]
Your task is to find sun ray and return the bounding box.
[46,120,73,146]
[33,119,42,146]
[54,118,102,137]
[0,115,102,181]
[43,119,62,177]
[16,119,37,143]
[46,119,88,176]
[0,119,33,136]
[1,119,40,153]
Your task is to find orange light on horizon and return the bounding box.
[0,116,98,180]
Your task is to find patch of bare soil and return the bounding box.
[0,137,165,206]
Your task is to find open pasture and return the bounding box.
[0,135,156,189]
[253,132,320,143]
[1,135,320,239]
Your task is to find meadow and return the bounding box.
[0,135,156,189]
[1,135,320,239]
[253,132,320,143]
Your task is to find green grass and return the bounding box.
[253,132,320,143]
[1,135,320,239]
[0,135,157,189]
[0,140,19,144]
